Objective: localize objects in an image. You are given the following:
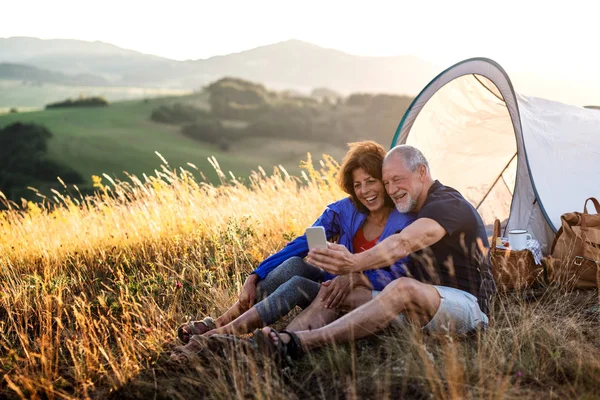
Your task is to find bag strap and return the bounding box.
[597,261,600,305]
[491,219,501,256]
[583,197,600,215]
[550,226,563,254]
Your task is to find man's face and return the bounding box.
[382,156,423,213]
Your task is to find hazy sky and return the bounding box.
[2,0,599,79]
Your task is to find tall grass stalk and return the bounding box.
[0,155,598,399]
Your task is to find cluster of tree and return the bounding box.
[181,120,237,151]
[206,77,273,121]
[151,103,210,124]
[0,122,83,202]
[46,96,109,109]
[149,76,413,151]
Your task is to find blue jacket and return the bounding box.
[251,197,416,291]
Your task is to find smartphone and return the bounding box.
[306,226,328,250]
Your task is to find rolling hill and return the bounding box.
[0,62,108,86]
[0,92,351,191]
[0,37,439,95]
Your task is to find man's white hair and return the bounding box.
[385,145,430,173]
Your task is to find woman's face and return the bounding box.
[352,167,386,213]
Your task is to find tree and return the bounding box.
[0,122,83,201]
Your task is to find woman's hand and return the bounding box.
[321,274,356,309]
[238,273,259,310]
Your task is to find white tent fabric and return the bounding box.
[391,58,600,253]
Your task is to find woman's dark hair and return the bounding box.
[337,140,394,213]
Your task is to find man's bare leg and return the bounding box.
[201,283,374,337]
[264,278,441,351]
[286,286,373,332]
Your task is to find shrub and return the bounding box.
[181,119,238,150]
[0,122,83,200]
[346,93,374,107]
[207,77,274,121]
[311,87,341,102]
[367,94,413,115]
[150,103,210,125]
[45,96,109,109]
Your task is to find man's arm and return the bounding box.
[307,218,446,274]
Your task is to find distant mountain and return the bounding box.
[187,40,439,95]
[0,37,438,95]
[2,37,600,105]
[0,37,182,85]
[0,62,107,86]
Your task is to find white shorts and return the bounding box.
[372,285,489,335]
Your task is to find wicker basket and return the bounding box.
[490,219,543,291]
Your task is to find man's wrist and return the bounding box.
[349,252,362,273]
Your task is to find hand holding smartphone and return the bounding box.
[306,226,327,250]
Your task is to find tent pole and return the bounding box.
[475,152,517,210]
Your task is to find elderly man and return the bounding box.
[256,145,496,358]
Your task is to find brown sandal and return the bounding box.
[176,316,216,343]
[170,334,256,365]
[252,328,303,365]
[170,334,210,366]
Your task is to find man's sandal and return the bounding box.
[176,316,216,343]
[251,328,304,366]
[170,333,255,365]
[170,334,210,366]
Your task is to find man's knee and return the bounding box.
[381,278,430,310]
[383,277,417,297]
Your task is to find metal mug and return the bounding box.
[508,229,532,250]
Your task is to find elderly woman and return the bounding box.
[172,141,415,361]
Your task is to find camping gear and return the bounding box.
[391,58,600,256]
[508,229,532,250]
[490,219,543,291]
[549,197,600,289]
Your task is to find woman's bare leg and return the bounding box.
[204,307,264,336]
[214,301,248,327]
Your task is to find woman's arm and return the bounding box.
[250,202,343,279]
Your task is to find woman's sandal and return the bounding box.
[251,328,304,366]
[176,316,216,343]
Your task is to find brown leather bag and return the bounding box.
[549,197,600,289]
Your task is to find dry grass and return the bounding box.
[0,154,598,399]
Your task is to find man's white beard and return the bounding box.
[394,194,417,213]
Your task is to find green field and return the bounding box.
[0,92,348,189]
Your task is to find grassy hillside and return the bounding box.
[0,91,347,190]
[0,80,191,109]
[1,75,408,198]
[0,160,597,399]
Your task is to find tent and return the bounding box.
[391,57,600,253]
